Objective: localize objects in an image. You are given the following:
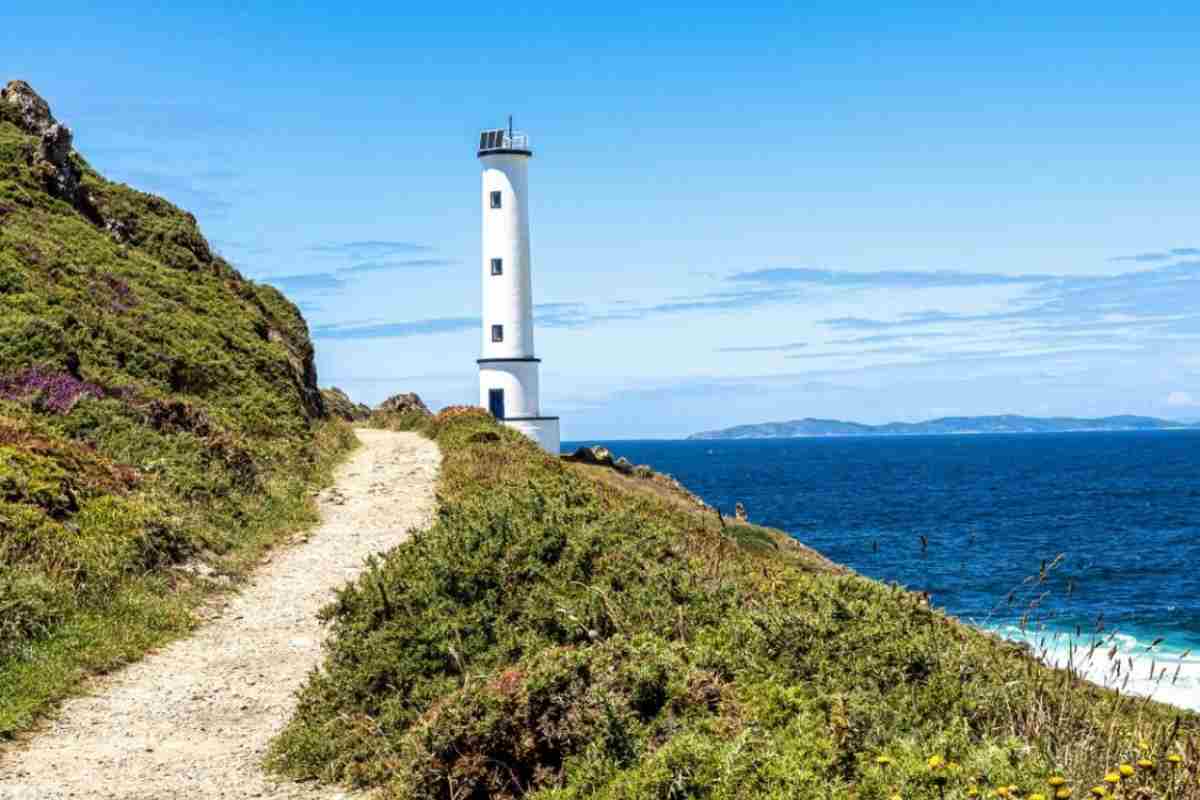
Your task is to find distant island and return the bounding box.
[689,414,1197,440]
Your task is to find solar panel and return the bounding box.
[480,128,519,151]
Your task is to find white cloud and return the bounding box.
[1166,391,1199,407]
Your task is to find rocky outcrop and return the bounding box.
[564,445,711,511]
[376,392,431,417]
[321,388,371,422]
[1,80,84,206]
[566,445,616,467]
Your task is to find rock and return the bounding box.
[612,456,635,475]
[320,387,371,422]
[735,502,748,522]
[565,446,615,467]
[467,431,501,444]
[1,80,54,134]
[376,392,431,416]
[266,327,324,420]
[2,81,83,203]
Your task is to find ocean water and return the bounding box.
[564,431,1200,709]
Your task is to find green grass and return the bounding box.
[269,412,1199,799]
[0,87,357,735]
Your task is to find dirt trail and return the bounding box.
[0,429,439,800]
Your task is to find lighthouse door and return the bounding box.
[488,388,505,420]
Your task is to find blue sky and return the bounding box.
[6,2,1200,438]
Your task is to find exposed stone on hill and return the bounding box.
[735,501,748,522]
[2,80,83,204]
[564,445,711,511]
[613,456,635,475]
[321,387,370,422]
[566,445,614,466]
[1,80,54,134]
[376,392,431,417]
[3,81,326,422]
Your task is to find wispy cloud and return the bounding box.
[114,168,235,217]
[339,259,456,275]
[307,241,433,258]
[267,273,347,292]
[264,258,456,295]
[717,342,807,353]
[211,239,271,256]
[312,316,477,340]
[304,250,1200,350]
[829,332,954,345]
[818,259,1200,334]
[784,345,923,359]
[728,267,1056,288]
[1110,248,1200,263]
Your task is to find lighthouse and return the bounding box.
[477,122,560,453]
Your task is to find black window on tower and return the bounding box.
[491,324,504,343]
[491,258,503,276]
[490,191,502,209]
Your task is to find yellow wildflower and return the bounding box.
[1030,794,1047,800]
[1137,758,1154,770]
[1088,787,1106,798]
[1048,776,1067,787]
[1103,772,1120,785]
[876,755,895,766]
[927,754,945,770]
[1055,789,1072,799]
[1167,753,1183,765]
[967,786,979,798]
[1139,739,1151,751]
[996,788,1010,798]
[1118,764,1134,778]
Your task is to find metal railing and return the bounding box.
[478,129,530,152]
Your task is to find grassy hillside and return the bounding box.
[270,411,1198,799]
[0,80,354,734]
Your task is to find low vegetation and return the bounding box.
[271,411,1199,799]
[0,81,354,735]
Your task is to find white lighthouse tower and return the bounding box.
[477,121,560,453]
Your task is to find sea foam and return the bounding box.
[989,624,1200,711]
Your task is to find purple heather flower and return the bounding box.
[0,367,105,413]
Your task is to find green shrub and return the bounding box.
[271,413,1199,799]
[0,92,355,734]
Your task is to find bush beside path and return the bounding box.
[0,429,440,800]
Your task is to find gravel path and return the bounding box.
[0,429,440,800]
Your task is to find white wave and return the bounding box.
[988,624,1200,711]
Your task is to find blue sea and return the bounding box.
[564,431,1200,709]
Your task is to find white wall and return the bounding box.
[505,417,560,454]
[479,361,540,418]
[480,153,534,359]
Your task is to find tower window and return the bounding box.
[490,191,502,209]
[490,258,503,276]
[491,324,504,343]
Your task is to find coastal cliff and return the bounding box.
[0,81,352,732]
[270,410,1200,799]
